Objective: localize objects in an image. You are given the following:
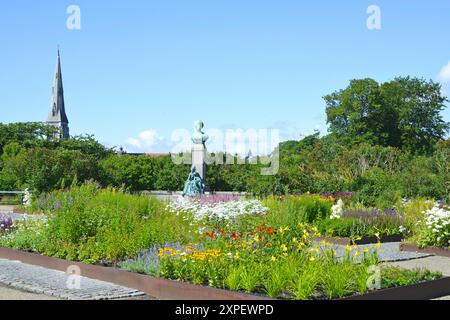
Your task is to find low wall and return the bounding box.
[139,191,249,202]
[0,205,23,214]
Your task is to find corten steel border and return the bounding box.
[1,247,449,300]
[342,276,450,300]
[0,247,269,300]
[400,243,450,258]
[315,234,404,246]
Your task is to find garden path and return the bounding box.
[321,241,450,300]
[388,256,450,301]
[0,258,149,300]
[317,242,432,262]
[0,283,58,300]
[387,255,450,276]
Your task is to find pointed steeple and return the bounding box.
[47,48,69,139]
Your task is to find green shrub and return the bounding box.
[2,183,198,264]
[263,195,332,228]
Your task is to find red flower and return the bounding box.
[205,231,215,239]
[230,231,242,241]
[265,227,275,236]
[256,224,267,233]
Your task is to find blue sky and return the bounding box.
[1,0,449,152]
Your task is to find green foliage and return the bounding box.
[325,77,449,155]
[381,267,442,288]
[0,146,100,193]
[1,183,197,263]
[263,195,333,227]
[0,123,112,193]
[1,76,449,204]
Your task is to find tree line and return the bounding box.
[1,76,448,207]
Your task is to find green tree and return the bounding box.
[325,77,449,155]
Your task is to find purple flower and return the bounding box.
[321,192,354,200]
[342,209,405,228]
[0,213,13,232]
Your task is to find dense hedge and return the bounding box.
[1,133,447,207]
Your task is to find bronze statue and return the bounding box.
[182,166,206,197]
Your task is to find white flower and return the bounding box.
[330,199,344,220]
[422,205,450,245]
[166,196,268,224]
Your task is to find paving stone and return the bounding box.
[387,256,450,276]
[0,258,147,300]
[316,241,432,262]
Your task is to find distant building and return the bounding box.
[47,49,69,140]
[115,146,169,158]
[129,153,169,158]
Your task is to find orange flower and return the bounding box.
[205,231,215,239]
[265,227,275,236]
[230,231,242,241]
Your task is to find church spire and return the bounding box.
[47,48,69,139]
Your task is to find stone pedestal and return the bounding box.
[192,144,207,181]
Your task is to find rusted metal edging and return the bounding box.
[316,234,403,246]
[1,247,449,300]
[400,243,450,258]
[0,247,269,300]
[343,276,450,300]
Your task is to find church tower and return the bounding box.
[47,49,69,139]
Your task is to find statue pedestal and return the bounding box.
[192,144,207,181]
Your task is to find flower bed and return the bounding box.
[315,234,404,246]
[0,185,445,300]
[120,222,440,300]
[0,213,13,233]
[0,246,447,301]
[167,195,268,223]
[408,205,450,249]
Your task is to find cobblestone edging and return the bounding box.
[0,259,146,300]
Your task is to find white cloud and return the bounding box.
[138,130,162,147]
[438,61,450,84]
[125,130,166,153]
[126,137,141,148]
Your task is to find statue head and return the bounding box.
[194,120,204,133]
[192,120,209,145]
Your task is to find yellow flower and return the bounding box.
[271,256,277,262]
[344,245,352,252]
[254,235,260,243]
[363,248,369,253]
[309,257,316,262]
[376,242,382,248]
[281,244,288,252]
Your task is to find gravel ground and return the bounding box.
[317,242,432,262]
[0,259,147,300]
[387,256,450,276]
[0,284,58,300]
